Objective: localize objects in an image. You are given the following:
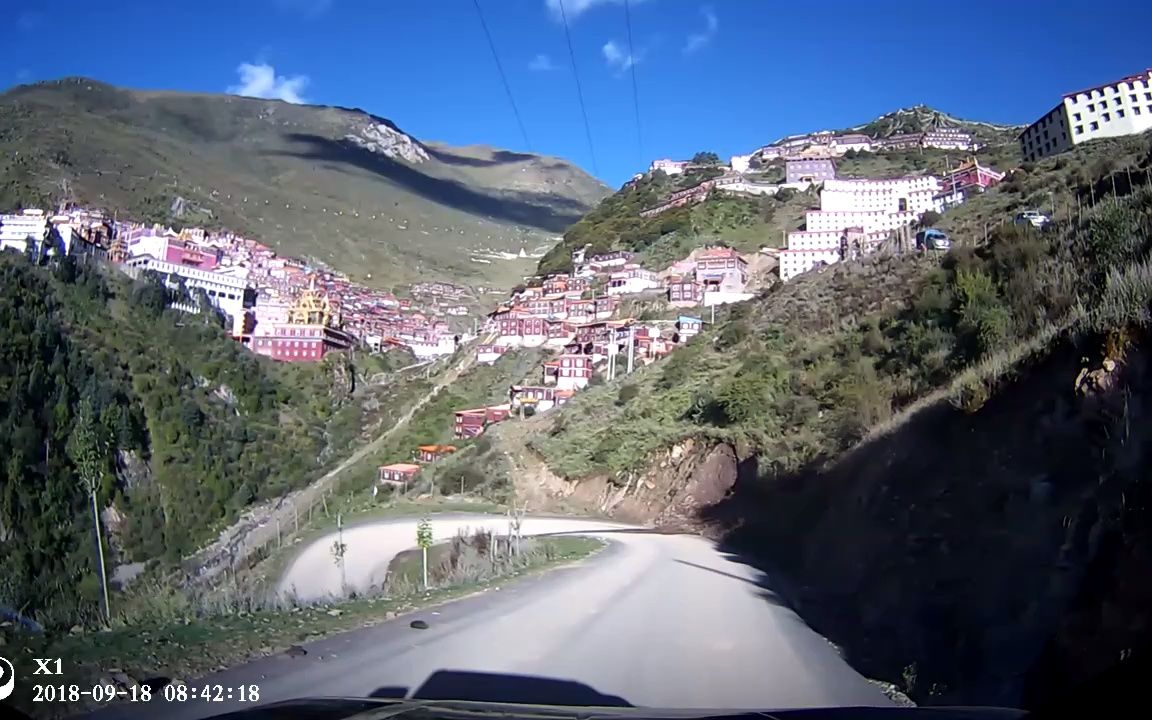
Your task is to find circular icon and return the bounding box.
[0,656,15,700]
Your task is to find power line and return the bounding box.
[623,0,643,167]
[471,0,532,152]
[556,0,599,177]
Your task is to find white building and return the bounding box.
[778,175,940,282]
[406,335,458,359]
[123,255,253,335]
[779,249,841,282]
[607,266,660,296]
[1020,68,1152,163]
[0,209,49,253]
[650,159,688,175]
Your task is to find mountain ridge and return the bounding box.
[0,77,611,289]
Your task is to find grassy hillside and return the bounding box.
[536,170,816,275]
[509,132,1152,483]
[0,253,417,627]
[0,77,610,289]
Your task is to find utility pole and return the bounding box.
[627,324,635,374]
[710,302,716,325]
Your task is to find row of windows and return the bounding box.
[1075,92,1152,116]
[1073,105,1152,134]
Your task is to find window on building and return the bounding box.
[1100,99,1109,108]
[1131,94,1138,103]
[1087,103,1096,112]
[1075,126,1084,135]
[1146,92,1152,100]
[1090,121,1100,131]
[1117,109,1126,118]
[1136,107,1143,115]
[1072,112,1081,121]
[1102,112,1111,122]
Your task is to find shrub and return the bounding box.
[616,384,640,406]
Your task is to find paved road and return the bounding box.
[83,515,892,719]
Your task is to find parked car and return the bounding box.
[1014,210,1051,228]
[915,228,951,251]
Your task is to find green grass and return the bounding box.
[3,535,604,719]
[0,77,607,289]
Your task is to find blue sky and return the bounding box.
[3,0,1152,187]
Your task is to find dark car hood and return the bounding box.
[201,698,1027,720]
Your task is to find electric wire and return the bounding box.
[471,0,533,152]
[556,0,600,177]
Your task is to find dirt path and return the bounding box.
[185,334,496,584]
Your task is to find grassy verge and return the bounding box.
[4,535,605,719]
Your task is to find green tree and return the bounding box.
[692,151,721,166]
[66,399,112,623]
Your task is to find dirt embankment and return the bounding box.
[516,334,1152,711]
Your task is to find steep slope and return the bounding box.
[0,77,610,288]
[0,253,418,626]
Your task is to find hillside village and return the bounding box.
[370,67,1152,491]
[0,206,472,362]
[3,67,1151,508]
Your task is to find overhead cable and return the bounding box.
[471,0,533,152]
[556,0,600,177]
[623,0,643,166]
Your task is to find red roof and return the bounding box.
[380,463,420,473]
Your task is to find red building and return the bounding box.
[251,279,356,362]
[939,158,1005,196]
[379,463,420,488]
[544,354,593,390]
[453,406,511,439]
[416,445,457,463]
[251,324,355,362]
[667,276,703,306]
[542,275,569,296]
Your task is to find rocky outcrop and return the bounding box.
[343,121,430,164]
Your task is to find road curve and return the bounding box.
[84,515,892,719]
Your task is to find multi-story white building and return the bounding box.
[1020,68,1152,163]
[607,265,660,295]
[778,175,940,281]
[123,255,254,335]
[0,209,49,253]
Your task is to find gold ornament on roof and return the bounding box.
[289,276,335,326]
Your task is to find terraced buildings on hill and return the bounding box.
[0,204,468,362]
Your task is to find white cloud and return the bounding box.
[602,40,636,71]
[683,5,718,54]
[227,62,310,104]
[544,0,652,22]
[529,54,556,72]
